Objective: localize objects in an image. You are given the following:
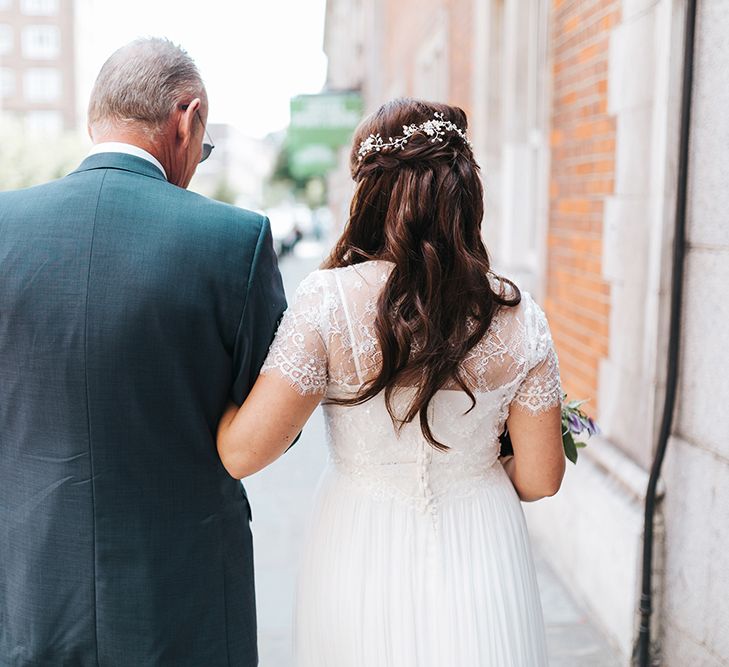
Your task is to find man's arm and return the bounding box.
[230,216,286,405]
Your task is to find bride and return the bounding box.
[217,98,565,666]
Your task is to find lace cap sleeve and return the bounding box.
[260,270,329,395]
[512,293,562,413]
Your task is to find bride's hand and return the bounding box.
[216,373,323,479]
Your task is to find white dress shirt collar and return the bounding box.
[87,142,167,180]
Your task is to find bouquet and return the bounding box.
[499,393,599,464]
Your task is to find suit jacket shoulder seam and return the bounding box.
[232,216,268,348]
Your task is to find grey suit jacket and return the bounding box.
[0,153,286,666]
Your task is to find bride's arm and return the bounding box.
[217,375,322,479]
[502,294,566,501]
[502,403,564,501]
[218,270,330,479]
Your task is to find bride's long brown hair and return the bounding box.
[323,98,520,450]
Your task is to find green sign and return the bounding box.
[287,92,363,179]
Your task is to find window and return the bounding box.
[493,0,551,294]
[22,24,60,59]
[0,67,15,97]
[20,0,59,15]
[24,67,61,101]
[0,23,13,55]
[0,0,12,12]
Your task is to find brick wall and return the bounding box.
[368,0,618,409]
[546,0,620,408]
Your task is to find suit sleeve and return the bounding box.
[230,217,287,405]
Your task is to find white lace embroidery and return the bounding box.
[511,294,562,413]
[260,271,331,394]
[260,260,562,517]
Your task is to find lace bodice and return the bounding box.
[261,260,561,512]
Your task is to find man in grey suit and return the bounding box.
[0,38,285,666]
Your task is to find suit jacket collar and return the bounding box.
[71,152,168,183]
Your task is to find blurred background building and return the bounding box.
[190,122,278,210]
[324,1,729,666]
[0,0,76,133]
[0,0,289,207]
[0,0,85,189]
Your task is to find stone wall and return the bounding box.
[661,2,729,664]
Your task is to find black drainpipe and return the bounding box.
[635,0,697,665]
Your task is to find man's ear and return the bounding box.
[178,98,201,147]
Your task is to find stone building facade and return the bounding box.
[324,1,729,664]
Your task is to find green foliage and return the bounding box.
[562,429,579,465]
[268,141,327,208]
[271,142,310,193]
[210,177,237,205]
[560,394,598,464]
[0,118,87,190]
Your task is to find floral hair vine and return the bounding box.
[357,112,473,162]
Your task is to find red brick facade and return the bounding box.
[341,0,621,412]
[546,0,619,407]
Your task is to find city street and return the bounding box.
[245,247,621,667]
[1,1,724,663]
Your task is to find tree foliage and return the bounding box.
[210,177,237,205]
[269,141,327,208]
[0,118,87,191]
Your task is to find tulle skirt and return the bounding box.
[293,462,549,667]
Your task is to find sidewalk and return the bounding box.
[536,554,621,666]
[245,249,621,666]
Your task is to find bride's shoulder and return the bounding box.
[292,268,333,297]
[497,287,553,360]
[485,274,538,313]
[291,266,353,302]
[307,260,392,291]
[487,278,550,339]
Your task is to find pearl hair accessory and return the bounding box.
[357,112,473,162]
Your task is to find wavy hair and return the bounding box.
[323,98,520,450]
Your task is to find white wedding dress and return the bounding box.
[261,260,561,667]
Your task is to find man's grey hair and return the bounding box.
[88,38,204,138]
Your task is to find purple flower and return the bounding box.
[560,394,599,464]
[568,413,583,434]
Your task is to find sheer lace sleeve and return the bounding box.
[512,294,562,413]
[260,271,329,395]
